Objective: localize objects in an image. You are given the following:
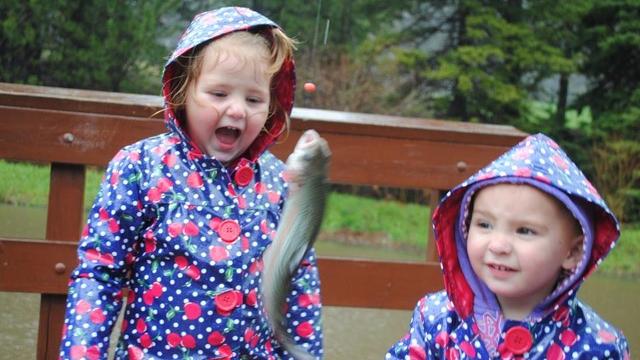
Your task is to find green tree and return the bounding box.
[578,0,640,140]
[373,1,575,124]
[163,0,417,112]
[578,1,640,222]
[0,1,55,85]
[1,0,178,94]
[248,0,418,112]
[526,0,592,134]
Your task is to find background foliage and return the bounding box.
[1,0,638,222]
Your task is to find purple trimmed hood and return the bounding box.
[432,133,620,320]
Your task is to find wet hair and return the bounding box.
[167,27,296,137]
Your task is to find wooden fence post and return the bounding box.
[426,189,442,262]
[38,163,85,360]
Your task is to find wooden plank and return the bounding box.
[0,82,163,118]
[274,129,512,189]
[39,163,86,360]
[289,108,527,145]
[0,238,442,310]
[0,102,524,149]
[0,106,164,166]
[318,257,443,310]
[46,164,86,242]
[426,189,442,262]
[0,107,518,190]
[0,82,527,146]
[37,294,67,360]
[0,239,78,294]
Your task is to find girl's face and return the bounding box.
[466,184,582,320]
[185,43,271,164]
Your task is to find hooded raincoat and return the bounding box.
[387,133,629,359]
[59,7,323,360]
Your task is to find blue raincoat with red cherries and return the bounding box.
[387,133,629,359]
[59,7,323,360]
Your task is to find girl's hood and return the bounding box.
[432,133,620,319]
[161,7,295,164]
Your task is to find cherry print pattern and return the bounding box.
[59,7,322,360]
[387,134,629,359]
[60,134,323,359]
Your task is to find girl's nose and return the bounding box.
[225,99,246,120]
[488,233,511,254]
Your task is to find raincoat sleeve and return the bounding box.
[386,297,431,360]
[604,336,630,359]
[580,311,631,359]
[59,149,148,359]
[283,247,324,357]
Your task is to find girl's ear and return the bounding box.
[562,234,584,271]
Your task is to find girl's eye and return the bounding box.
[473,220,491,229]
[209,91,226,97]
[517,227,537,236]
[247,96,263,104]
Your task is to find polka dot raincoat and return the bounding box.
[58,7,323,360]
[387,133,630,359]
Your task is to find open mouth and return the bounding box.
[215,126,241,146]
[488,263,515,272]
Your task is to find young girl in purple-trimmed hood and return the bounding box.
[387,133,629,359]
[59,7,324,359]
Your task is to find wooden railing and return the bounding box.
[0,82,526,359]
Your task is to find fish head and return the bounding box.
[283,130,331,186]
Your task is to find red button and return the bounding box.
[234,166,254,187]
[504,326,532,354]
[215,290,238,312]
[217,220,240,242]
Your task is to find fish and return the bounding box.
[261,129,331,359]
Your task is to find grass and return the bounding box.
[0,160,103,208]
[0,160,52,206]
[1,160,638,276]
[321,192,430,249]
[600,223,640,276]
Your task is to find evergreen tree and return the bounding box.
[1,0,178,93]
[578,0,640,221]
[579,0,640,140]
[375,0,573,124]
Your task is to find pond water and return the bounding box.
[0,204,637,358]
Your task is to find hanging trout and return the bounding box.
[262,129,331,360]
